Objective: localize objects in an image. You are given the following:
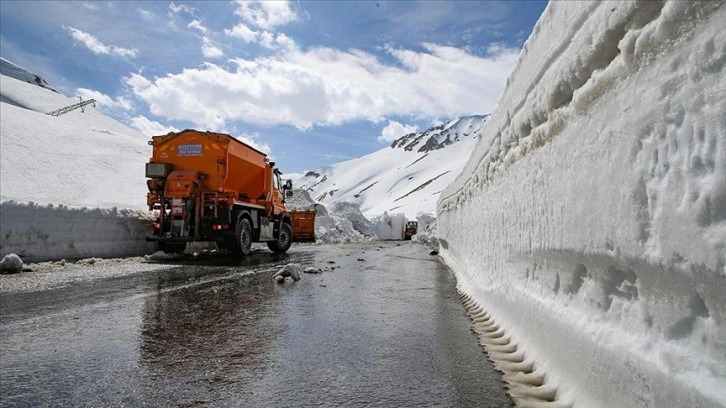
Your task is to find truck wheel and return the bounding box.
[267,222,292,253]
[158,241,187,253]
[236,218,252,256]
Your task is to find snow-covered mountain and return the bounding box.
[0,57,58,94]
[293,115,488,219]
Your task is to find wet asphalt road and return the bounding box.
[0,242,512,407]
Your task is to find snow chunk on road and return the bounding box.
[145,251,184,261]
[274,263,302,282]
[0,253,24,274]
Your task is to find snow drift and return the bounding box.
[438,1,725,407]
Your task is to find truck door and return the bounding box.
[271,171,286,215]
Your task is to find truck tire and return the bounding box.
[158,241,187,253]
[236,218,253,256]
[267,222,292,253]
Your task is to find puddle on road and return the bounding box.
[1,242,512,407]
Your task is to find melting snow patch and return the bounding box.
[145,251,184,261]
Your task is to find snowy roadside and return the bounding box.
[0,201,156,263]
[0,256,169,294]
[1,194,438,266]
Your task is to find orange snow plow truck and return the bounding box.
[145,129,314,255]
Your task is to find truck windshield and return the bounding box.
[273,173,281,190]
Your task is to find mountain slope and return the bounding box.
[293,115,488,219]
[0,57,58,95]
[0,68,150,210]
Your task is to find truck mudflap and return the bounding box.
[290,210,316,242]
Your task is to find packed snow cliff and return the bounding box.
[437,1,725,407]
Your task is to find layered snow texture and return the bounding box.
[294,116,486,219]
[0,201,154,262]
[438,2,725,407]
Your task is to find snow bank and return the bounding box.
[284,188,317,211]
[370,212,406,240]
[287,189,373,243]
[438,2,725,407]
[412,213,437,244]
[314,205,372,244]
[0,201,155,263]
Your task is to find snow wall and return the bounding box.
[370,212,406,240]
[286,189,374,243]
[437,2,725,407]
[0,201,155,262]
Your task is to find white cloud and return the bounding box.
[125,43,519,130]
[274,33,296,51]
[233,0,298,30]
[379,120,418,143]
[65,27,138,58]
[76,87,134,111]
[225,25,296,52]
[225,23,258,43]
[128,115,177,136]
[81,2,100,10]
[201,37,224,58]
[232,132,271,155]
[188,19,208,34]
[137,8,154,21]
[169,2,196,17]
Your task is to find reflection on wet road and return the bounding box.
[0,242,511,407]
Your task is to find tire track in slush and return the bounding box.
[460,291,572,408]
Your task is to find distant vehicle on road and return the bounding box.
[404,221,418,240]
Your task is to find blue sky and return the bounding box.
[0,0,547,174]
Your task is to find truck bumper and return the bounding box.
[146,236,195,242]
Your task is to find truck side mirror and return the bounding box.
[285,180,293,190]
[286,190,294,197]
